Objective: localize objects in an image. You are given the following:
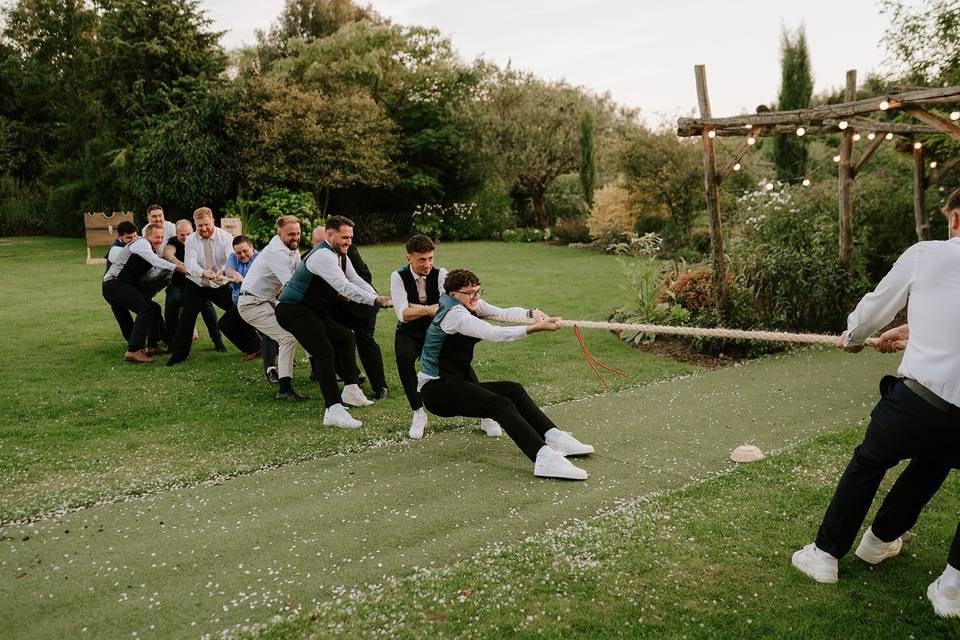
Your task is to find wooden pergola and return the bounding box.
[677,65,960,311]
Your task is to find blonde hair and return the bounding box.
[277,215,300,229]
[193,206,214,222]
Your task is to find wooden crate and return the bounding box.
[84,211,135,265]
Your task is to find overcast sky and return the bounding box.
[200,0,898,126]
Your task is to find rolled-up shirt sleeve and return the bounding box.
[391,271,409,322]
[476,299,528,322]
[305,249,377,305]
[844,244,917,346]
[130,238,175,271]
[440,305,527,342]
[183,234,205,279]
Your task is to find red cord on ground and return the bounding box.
[573,323,627,390]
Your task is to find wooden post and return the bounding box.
[838,70,856,266]
[695,65,728,315]
[913,146,931,240]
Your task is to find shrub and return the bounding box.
[45,181,88,237]
[501,227,543,243]
[0,175,45,236]
[553,217,592,243]
[586,179,636,240]
[411,201,507,241]
[545,173,589,221]
[223,188,321,249]
[471,178,516,237]
[606,231,663,257]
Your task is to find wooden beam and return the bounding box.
[717,128,760,183]
[838,70,856,267]
[677,85,960,133]
[851,134,886,178]
[678,118,940,137]
[695,65,728,314]
[901,106,960,142]
[914,147,931,240]
[930,156,960,185]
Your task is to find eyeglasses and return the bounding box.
[454,288,483,300]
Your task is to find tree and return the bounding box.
[620,129,703,246]
[227,77,398,209]
[882,0,960,86]
[771,26,813,183]
[467,67,607,228]
[579,111,596,207]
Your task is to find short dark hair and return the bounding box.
[232,234,251,247]
[116,221,137,236]
[325,215,354,231]
[945,188,960,216]
[405,234,435,255]
[146,204,163,215]
[443,268,480,294]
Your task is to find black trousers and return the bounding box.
[109,303,134,342]
[395,330,426,410]
[260,333,279,374]
[421,378,556,461]
[333,309,386,391]
[102,280,163,352]
[169,283,259,361]
[164,283,221,344]
[275,302,358,407]
[218,306,262,356]
[816,378,960,567]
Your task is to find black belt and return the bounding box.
[903,378,960,418]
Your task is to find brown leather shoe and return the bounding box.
[240,351,261,362]
[144,346,168,356]
[124,350,154,363]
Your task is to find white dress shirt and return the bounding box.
[844,237,960,407]
[183,227,234,287]
[239,235,302,301]
[103,238,176,281]
[390,266,448,323]
[304,246,378,305]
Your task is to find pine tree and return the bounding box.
[579,112,596,207]
[772,26,814,183]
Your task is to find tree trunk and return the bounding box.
[532,189,548,229]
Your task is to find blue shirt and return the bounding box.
[226,250,259,305]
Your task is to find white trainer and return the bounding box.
[544,428,594,456]
[533,446,588,480]
[480,418,503,437]
[409,409,428,439]
[341,384,374,407]
[323,403,362,429]
[855,527,903,565]
[791,543,838,584]
[928,577,960,618]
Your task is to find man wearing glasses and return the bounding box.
[417,268,594,480]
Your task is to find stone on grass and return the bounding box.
[730,444,765,463]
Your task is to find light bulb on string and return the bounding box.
[707,130,716,139]
[879,100,890,110]
[913,141,923,150]
[853,133,862,142]
[838,121,848,130]
[747,136,756,146]
[885,132,894,140]
[765,182,774,191]
[796,127,806,136]
[733,163,741,171]
[951,111,960,121]
[930,161,938,168]
[833,155,841,163]
[867,132,876,140]
[802,178,811,186]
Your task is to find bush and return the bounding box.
[545,173,589,221]
[0,175,45,236]
[223,188,321,249]
[471,178,515,237]
[586,179,636,240]
[552,217,592,243]
[411,200,507,241]
[501,227,544,243]
[349,212,411,245]
[45,181,88,237]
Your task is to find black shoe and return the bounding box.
[213,340,227,353]
[276,389,309,401]
[266,368,280,384]
[166,356,184,367]
[374,387,389,400]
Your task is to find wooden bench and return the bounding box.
[83,211,135,265]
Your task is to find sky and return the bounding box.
[200,0,899,126]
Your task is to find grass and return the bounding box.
[236,426,960,640]
[0,237,693,523]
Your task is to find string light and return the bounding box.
[913,141,923,150]
[930,160,938,168]
[838,120,848,130]
[885,132,894,140]
[802,178,811,186]
[765,182,775,191]
[879,100,890,110]
[951,111,960,121]
[853,133,862,142]
[867,132,877,140]
[747,136,756,145]
[833,155,841,162]
[744,124,753,129]
[707,130,717,139]
[733,163,741,171]
[796,127,806,136]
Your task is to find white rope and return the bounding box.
[486,316,896,348]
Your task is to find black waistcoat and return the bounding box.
[167,238,186,285]
[396,266,441,336]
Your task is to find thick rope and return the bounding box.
[487,316,902,349]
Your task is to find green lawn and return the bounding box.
[0,237,692,523]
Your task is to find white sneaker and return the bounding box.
[341,384,373,407]
[409,409,428,439]
[928,577,960,617]
[480,418,502,437]
[791,543,838,584]
[544,428,594,456]
[855,527,903,565]
[323,403,362,429]
[533,446,588,480]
